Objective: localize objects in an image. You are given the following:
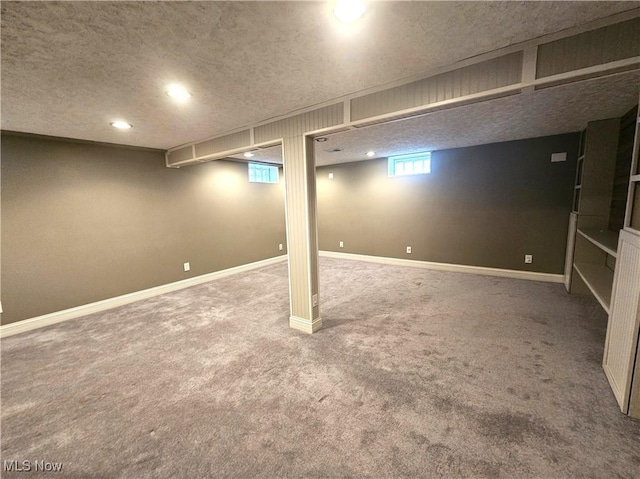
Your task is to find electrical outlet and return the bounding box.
[525,255,533,264]
[339,241,344,248]
[279,243,283,251]
[183,262,190,272]
[406,246,412,254]
[312,294,318,307]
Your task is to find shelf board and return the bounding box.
[575,185,582,189]
[574,262,614,314]
[577,228,620,257]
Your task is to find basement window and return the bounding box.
[388,152,431,177]
[248,163,279,184]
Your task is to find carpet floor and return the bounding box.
[1,257,639,478]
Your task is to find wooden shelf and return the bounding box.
[574,262,614,314]
[577,228,620,257]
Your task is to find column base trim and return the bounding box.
[290,316,322,334]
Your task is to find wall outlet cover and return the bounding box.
[406,246,412,254]
[279,243,283,251]
[339,241,344,248]
[525,255,533,264]
[328,173,334,179]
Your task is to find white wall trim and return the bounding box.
[289,315,323,334]
[0,255,288,339]
[319,251,564,284]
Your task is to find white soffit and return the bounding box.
[314,71,640,166]
[1,1,638,149]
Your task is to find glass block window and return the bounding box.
[388,152,432,177]
[248,163,279,184]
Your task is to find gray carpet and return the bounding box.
[1,257,639,478]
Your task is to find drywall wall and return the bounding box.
[1,133,286,325]
[317,133,579,274]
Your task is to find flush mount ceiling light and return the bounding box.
[166,85,192,100]
[333,0,366,23]
[366,151,376,157]
[243,152,255,158]
[110,121,132,130]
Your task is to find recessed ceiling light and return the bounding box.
[243,152,255,158]
[110,121,132,129]
[366,151,375,157]
[315,137,328,142]
[333,0,366,23]
[166,85,192,100]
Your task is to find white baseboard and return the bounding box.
[289,316,323,334]
[319,251,564,284]
[1,255,288,338]
[2,251,563,338]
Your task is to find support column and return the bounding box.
[282,135,321,333]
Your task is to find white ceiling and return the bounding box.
[2,1,638,153]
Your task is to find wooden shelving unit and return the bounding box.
[574,262,614,314]
[566,102,640,419]
[576,228,619,257]
[567,118,620,306]
[602,100,640,420]
[573,227,620,314]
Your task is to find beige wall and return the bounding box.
[317,133,579,274]
[1,133,286,325]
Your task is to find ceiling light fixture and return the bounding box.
[110,121,132,129]
[333,0,366,23]
[243,152,255,158]
[315,137,328,142]
[366,151,375,157]
[166,85,192,100]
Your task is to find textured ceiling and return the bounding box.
[314,72,640,166]
[1,1,638,150]
[228,72,640,167]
